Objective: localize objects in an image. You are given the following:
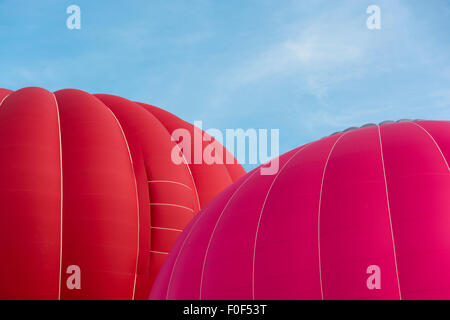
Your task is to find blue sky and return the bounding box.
[0,0,449,171]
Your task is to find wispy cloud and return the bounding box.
[214,3,373,97]
[204,0,448,136]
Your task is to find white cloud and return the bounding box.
[212,1,382,105]
[205,0,449,131]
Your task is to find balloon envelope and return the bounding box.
[150,120,450,300]
[0,87,245,299]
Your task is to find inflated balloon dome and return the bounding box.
[151,120,450,300]
[0,87,245,299]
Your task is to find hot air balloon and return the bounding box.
[0,87,245,300]
[150,120,450,300]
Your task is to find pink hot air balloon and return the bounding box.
[150,120,450,300]
[0,87,245,300]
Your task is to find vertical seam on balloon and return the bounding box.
[178,142,202,211]
[199,170,259,300]
[251,145,308,300]
[132,102,201,293]
[106,108,140,300]
[168,132,202,211]
[317,133,347,300]
[377,125,402,299]
[0,93,10,107]
[411,122,450,171]
[52,93,64,301]
[137,102,201,211]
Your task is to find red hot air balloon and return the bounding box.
[0,87,245,300]
[150,120,450,300]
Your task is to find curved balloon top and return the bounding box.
[326,119,425,137]
[0,87,245,299]
[150,120,450,300]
